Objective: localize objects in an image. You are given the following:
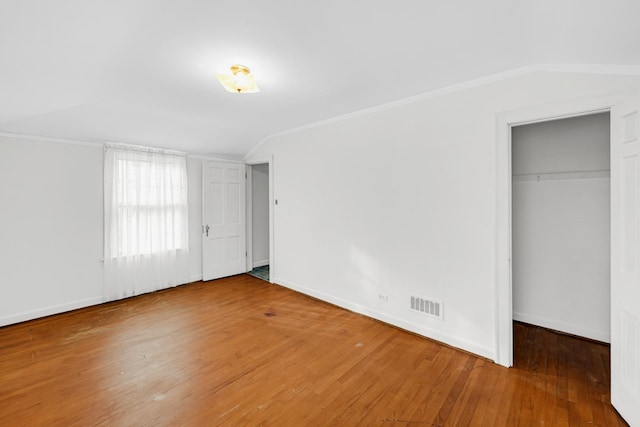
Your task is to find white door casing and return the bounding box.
[495,95,619,368]
[495,91,640,425]
[245,156,275,282]
[610,93,640,426]
[202,161,246,281]
[494,91,629,367]
[245,165,254,272]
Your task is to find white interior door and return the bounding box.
[611,93,640,426]
[202,161,246,281]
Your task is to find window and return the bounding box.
[104,143,189,299]
[112,158,188,256]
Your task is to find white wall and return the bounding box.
[187,156,204,282]
[0,135,205,326]
[246,71,640,360]
[251,163,269,267]
[512,113,610,342]
[0,136,104,325]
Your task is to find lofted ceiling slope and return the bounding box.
[1,1,639,158]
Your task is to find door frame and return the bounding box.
[245,156,275,282]
[494,93,627,367]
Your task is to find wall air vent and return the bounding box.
[410,295,443,320]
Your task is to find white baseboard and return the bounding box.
[513,311,610,343]
[272,276,495,360]
[0,275,211,328]
[189,274,203,283]
[0,296,104,328]
[252,259,269,268]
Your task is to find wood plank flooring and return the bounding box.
[0,275,629,426]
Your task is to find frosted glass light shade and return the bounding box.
[216,64,260,93]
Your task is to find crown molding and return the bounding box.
[535,63,640,75]
[186,153,244,163]
[105,141,186,156]
[0,131,102,148]
[0,131,242,162]
[244,63,640,160]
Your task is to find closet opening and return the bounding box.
[511,112,611,345]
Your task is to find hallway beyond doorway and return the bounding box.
[248,265,269,282]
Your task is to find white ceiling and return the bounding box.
[1,1,639,159]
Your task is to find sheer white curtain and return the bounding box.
[104,143,189,301]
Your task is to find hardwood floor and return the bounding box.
[0,275,628,426]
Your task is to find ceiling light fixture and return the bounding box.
[216,64,260,93]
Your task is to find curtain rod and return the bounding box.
[104,142,186,156]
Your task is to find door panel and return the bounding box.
[611,93,640,426]
[203,161,246,281]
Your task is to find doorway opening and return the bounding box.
[496,92,639,425]
[493,94,624,368]
[246,161,273,282]
[511,113,611,347]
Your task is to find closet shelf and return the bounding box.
[512,169,610,182]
